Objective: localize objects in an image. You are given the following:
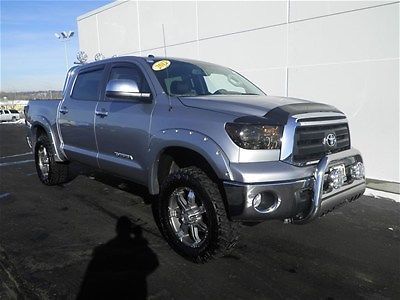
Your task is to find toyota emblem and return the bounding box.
[324,133,337,147]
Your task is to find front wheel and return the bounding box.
[34,134,71,185]
[158,167,239,262]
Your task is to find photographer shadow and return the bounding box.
[77,217,159,300]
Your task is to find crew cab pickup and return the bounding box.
[25,56,366,261]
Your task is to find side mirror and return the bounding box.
[105,79,152,101]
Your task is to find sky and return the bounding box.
[1,0,111,92]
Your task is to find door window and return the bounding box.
[4,110,9,114]
[71,68,104,101]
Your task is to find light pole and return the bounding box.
[55,31,74,71]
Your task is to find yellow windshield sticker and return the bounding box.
[152,60,171,71]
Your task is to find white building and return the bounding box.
[77,1,399,190]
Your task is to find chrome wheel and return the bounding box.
[37,144,50,179]
[168,187,208,248]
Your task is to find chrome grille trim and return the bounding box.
[280,112,351,165]
[298,119,348,126]
[292,112,346,120]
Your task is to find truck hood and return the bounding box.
[178,95,311,117]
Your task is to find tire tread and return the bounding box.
[35,135,70,185]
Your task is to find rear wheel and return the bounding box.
[158,166,239,262]
[34,134,71,185]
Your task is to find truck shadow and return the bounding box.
[77,216,159,300]
[67,163,165,241]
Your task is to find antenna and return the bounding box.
[162,24,167,57]
[161,24,172,111]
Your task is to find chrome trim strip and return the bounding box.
[292,112,346,120]
[280,116,297,161]
[298,119,348,126]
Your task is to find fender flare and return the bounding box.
[147,129,234,194]
[29,116,67,162]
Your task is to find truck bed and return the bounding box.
[26,99,62,128]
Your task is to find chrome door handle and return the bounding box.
[95,110,109,117]
[59,107,68,114]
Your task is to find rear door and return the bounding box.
[58,65,106,166]
[95,62,154,184]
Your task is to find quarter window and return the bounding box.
[71,68,104,101]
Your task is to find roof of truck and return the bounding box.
[72,55,221,71]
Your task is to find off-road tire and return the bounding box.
[158,166,239,262]
[34,134,70,185]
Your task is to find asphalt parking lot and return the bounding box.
[0,123,399,299]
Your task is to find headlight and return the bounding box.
[225,123,282,150]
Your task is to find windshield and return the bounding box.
[148,59,265,97]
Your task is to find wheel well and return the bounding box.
[157,147,219,188]
[34,125,47,140]
[156,146,231,219]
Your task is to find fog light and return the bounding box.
[252,192,280,213]
[351,162,365,180]
[328,168,345,189]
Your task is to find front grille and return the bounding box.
[293,123,350,163]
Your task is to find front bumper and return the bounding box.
[223,148,366,223]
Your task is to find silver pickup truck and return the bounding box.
[25,56,366,262]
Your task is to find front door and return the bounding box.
[95,62,154,185]
[58,65,106,166]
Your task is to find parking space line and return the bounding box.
[0,152,32,159]
[0,160,34,167]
